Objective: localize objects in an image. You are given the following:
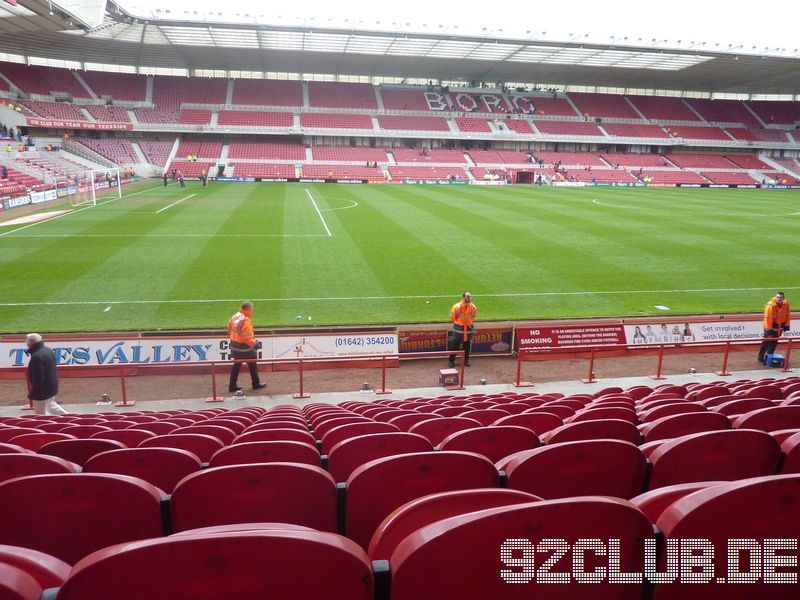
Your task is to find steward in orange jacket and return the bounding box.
[448,292,477,368]
[227,301,266,393]
[758,291,791,365]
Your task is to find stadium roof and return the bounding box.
[1,0,800,95]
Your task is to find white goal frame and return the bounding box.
[69,168,122,207]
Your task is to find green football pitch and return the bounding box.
[0,181,798,333]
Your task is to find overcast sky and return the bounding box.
[131,0,800,57]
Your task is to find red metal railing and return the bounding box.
[10,350,465,409]
[515,335,795,387]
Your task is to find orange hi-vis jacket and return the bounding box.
[450,300,477,341]
[227,309,256,350]
[763,297,791,330]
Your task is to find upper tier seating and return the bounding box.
[747,100,800,125]
[569,92,640,119]
[299,113,374,130]
[454,117,492,133]
[0,62,89,98]
[377,116,450,131]
[388,166,469,181]
[601,123,670,138]
[310,146,389,162]
[230,163,295,179]
[138,141,174,166]
[391,148,467,164]
[665,125,732,141]
[85,105,131,123]
[380,88,439,111]
[78,139,138,164]
[80,72,147,102]
[21,101,86,121]
[448,92,510,114]
[307,82,378,109]
[665,153,737,169]
[685,98,761,127]
[301,164,385,181]
[600,152,672,168]
[133,108,179,124]
[723,154,772,170]
[175,141,222,160]
[151,76,227,110]
[227,142,304,160]
[517,95,579,117]
[503,119,534,134]
[231,79,303,107]
[534,120,604,136]
[531,151,606,166]
[178,109,212,125]
[217,111,292,127]
[627,95,701,121]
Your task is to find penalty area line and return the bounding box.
[156,193,197,214]
[305,188,332,237]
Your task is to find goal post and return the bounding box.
[69,168,121,207]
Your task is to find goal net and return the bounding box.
[68,168,122,207]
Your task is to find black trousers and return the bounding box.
[229,347,261,389]
[448,330,473,366]
[758,328,781,363]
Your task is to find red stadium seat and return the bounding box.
[58,425,113,439]
[139,434,224,462]
[0,473,165,565]
[345,451,499,548]
[712,398,776,416]
[438,426,540,463]
[208,441,321,468]
[128,421,179,435]
[0,428,43,443]
[0,563,43,600]
[569,407,638,424]
[0,453,78,484]
[326,432,432,483]
[492,412,563,434]
[55,531,373,600]
[733,406,800,432]
[504,440,647,499]
[656,474,800,599]
[542,418,642,445]
[630,481,726,524]
[38,438,126,467]
[314,417,371,439]
[390,497,653,599]
[367,488,541,560]
[780,432,800,473]
[639,411,731,442]
[0,442,29,453]
[407,417,483,446]
[173,425,236,445]
[170,463,338,533]
[83,447,202,494]
[8,432,77,452]
[320,422,400,452]
[89,428,156,446]
[458,409,510,426]
[648,429,781,488]
[0,544,70,589]
[387,413,437,431]
[235,428,317,446]
[639,402,706,422]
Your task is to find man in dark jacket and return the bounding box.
[26,333,68,415]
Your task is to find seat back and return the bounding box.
[55,531,373,600]
[0,544,70,588]
[83,447,202,494]
[780,432,800,473]
[0,453,78,484]
[733,406,800,432]
[320,422,400,452]
[390,497,653,599]
[438,426,540,463]
[139,434,225,462]
[345,451,499,548]
[8,433,76,451]
[640,411,731,442]
[173,425,236,445]
[656,474,800,599]
[492,412,563,434]
[326,432,432,483]
[630,481,725,524]
[89,428,156,446]
[505,439,648,499]
[39,438,127,467]
[209,441,321,468]
[170,463,337,533]
[649,429,781,488]
[367,488,540,560]
[407,417,483,446]
[543,419,641,445]
[235,428,317,446]
[0,473,165,565]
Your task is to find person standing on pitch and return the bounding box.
[758,291,791,365]
[448,292,477,368]
[163,172,168,187]
[227,301,267,393]
[25,333,68,415]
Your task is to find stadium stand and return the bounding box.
[311,146,389,162]
[21,100,86,121]
[521,95,579,116]
[299,113,374,130]
[569,92,641,119]
[377,115,450,131]
[231,79,304,107]
[174,140,222,159]
[0,62,89,98]
[217,110,293,127]
[664,153,737,169]
[178,109,212,125]
[627,95,701,121]
[133,107,179,124]
[151,76,227,110]
[80,71,147,102]
[601,122,670,138]
[138,140,174,166]
[533,119,604,136]
[227,142,304,160]
[391,147,466,163]
[454,117,492,133]
[307,82,378,109]
[380,87,440,111]
[747,100,800,124]
[665,125,732,141]
[77,138,138,164]
[85,105,131,122]
[503,118,535,134]
[230,163,295,178]
[388,166,468,181]
[302,164,385,180]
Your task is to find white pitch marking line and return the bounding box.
[0,184,163,238]
[156,193,196,214]
[321,199,359,212]
[6,234,327,238]
[2,285,798,308]
[592,198,631,209]
[104,306,112,312]
[305,188,332,237]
